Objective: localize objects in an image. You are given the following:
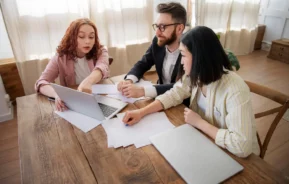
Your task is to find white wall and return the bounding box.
[0,8,14,59]
[258,0,289,43]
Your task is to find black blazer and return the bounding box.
[125,36,182,95]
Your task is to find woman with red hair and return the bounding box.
[35,18,109,111]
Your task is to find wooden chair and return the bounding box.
[245,80,289,158]
[109,57,113,65]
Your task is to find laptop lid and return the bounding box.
[51,83,105,120]
[150,124,243,184]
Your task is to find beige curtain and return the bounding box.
[1,0,153,95]
[90,0,154,77]
[1,0,89,94]
[194,0,261,55]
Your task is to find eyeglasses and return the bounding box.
[152,23,181,32]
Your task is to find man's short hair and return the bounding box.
[157,2,187,26]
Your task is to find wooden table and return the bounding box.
[17,75,289,184]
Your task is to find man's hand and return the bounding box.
[122,83,145,98]
[117,80,133,92]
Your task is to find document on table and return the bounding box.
[55,110,102,133]
[106,94,146,103]
[91,84,118,94]
[92,79,153,95]
[115,79,154,87]
[102,112,175,148]
[92,79,153,103]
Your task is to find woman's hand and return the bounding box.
[122,109,144,126]
[184,107,204,128]
[78,69,104,94]
[55,96,67,111]
[78,81,92,94]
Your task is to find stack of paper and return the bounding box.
[92,79,153,103]
[102,112,175,148]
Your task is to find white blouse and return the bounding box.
[74,57,91,85]
[197,88,207,113]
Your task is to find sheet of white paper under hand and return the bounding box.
[102,117,136,148]
[117,112,175,148]
[92,79,153,103]
[102,112,175,148]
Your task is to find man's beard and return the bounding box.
[157,28,177,47]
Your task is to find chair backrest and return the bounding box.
[245,80,289,158]
[109,57,113,65]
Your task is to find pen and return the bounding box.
[48,97,55,102]
[125,118,132,126]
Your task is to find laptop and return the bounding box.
[50,83,127,120]
[150,124,243,184]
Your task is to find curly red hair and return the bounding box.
[57,18,102,60]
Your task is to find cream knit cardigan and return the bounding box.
[156,71,260,157]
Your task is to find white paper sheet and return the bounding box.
[118,112,175,148]
[92,79,153,103]
[102,118,118,147]
[55,110,101,133]
[114,79,153,87]
[106,94,145,103]
[92,79,153,95]
[102,117,130,148]
[134,139,151,148]
[101,112,175,148]
[91,84,118,94]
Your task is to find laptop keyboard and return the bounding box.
[98,103,118,117]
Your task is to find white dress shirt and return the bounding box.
[126,46,180,97]
[74,57,91,85]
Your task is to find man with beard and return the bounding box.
[117,2,187,99]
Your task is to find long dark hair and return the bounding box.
[177,26,232,87]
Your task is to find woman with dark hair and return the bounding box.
[123,26,260,158]
[35,18,109,111]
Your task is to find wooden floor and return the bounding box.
[0,50,288,183]
[0,106,20,184]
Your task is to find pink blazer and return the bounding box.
[35,47,109,92]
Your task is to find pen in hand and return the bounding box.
[48,97,55,102]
